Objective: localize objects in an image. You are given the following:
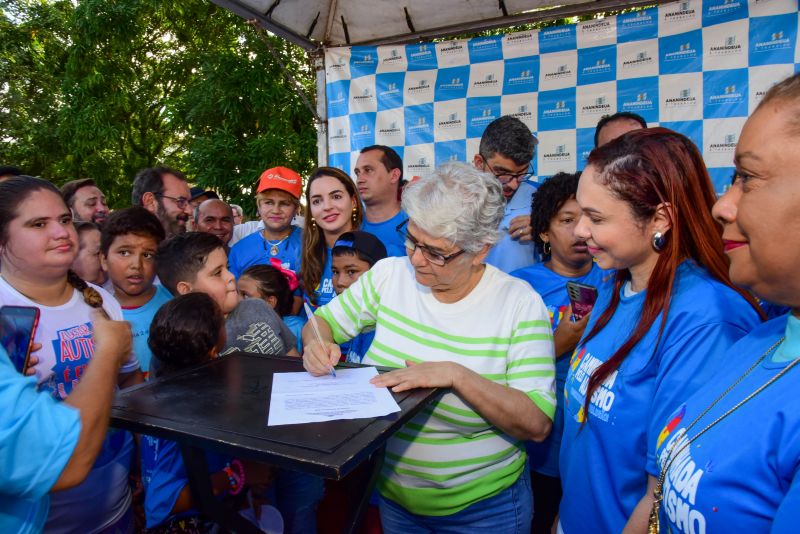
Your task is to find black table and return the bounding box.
[111,352,440,533]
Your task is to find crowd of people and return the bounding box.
[1,71,799,534]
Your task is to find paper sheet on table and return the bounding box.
[268,366,401,426]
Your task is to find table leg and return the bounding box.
[180,444,262,533]
[342,445,385,534]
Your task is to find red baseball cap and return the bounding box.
[257,166,302,199]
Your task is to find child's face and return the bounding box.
[186,247,240,314]
[237,275,279,310]
[332,253,372,294]
[101,233,159,302]
[72,229,105,286]
[257,190,298,234]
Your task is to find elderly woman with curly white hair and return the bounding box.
[302,162,555,533]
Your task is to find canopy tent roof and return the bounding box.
[211,0,669,50]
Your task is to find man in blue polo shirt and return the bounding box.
[473,115,538,273]
[354,145,407,257]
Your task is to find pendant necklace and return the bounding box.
[263,231,290,256]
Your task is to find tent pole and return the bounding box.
[312,50,329,166]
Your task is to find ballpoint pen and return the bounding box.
[304,302,336,377]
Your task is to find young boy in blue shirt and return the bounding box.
[331,231,387,363]
[100,207,172,378]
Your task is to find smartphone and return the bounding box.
[0,305,40,374]
[566,282,598,321]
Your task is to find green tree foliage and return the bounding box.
[1,0,317,211]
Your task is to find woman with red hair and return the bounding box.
[557,128,762,533]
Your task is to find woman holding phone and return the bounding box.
[0,176,142,533]
[557,129,762,533]
[511,171,610,534]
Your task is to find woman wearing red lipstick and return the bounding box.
[647,73,800,533]
[0,176,142,533]
[300,167,363,307]
[557,128,763,534]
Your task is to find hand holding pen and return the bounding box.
[302,302,340,377]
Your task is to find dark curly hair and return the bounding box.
[530,171,581,256]
[100,206,166,256]
[148,292,224,377]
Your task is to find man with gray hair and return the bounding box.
[473,115,538,272]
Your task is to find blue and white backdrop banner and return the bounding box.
[324,0,799,193]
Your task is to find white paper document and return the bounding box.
[268,366,401,426]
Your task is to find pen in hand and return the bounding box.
[304,302,336,378]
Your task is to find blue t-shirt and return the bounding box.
[510,262,611,477]
[307,248,335,308]
[485,180,538,274]
[121,284,172,377]
[0,347,81,534]
[361,210,407,257]
[284,315,305,353]
[558,261,761,533]
[653,314,800,533]
[228,226,302,279]
[140,435,229,528]
[340,330,375,364]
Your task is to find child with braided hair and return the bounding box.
[0,176,142,533]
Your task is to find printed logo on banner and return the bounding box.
[502,31,539,59]
[703,117,747,168]
[539,24,577,54]
[618,76,659,124]
[378,47,407,72]
[435,66,470,101]
[377,73,405,111]
[578,45,617,85]
[326,81,350,118]
[349,112,376,151]
[503,56,539,95]
[537,130,577,177]
[436,40,469,67]
[434,100,467,142]
[748,64,795,112]
[350,77,377,113]
[702,0,748,26]
[468,61,504,97]
[435,140,467,167]
[328,116,350,153]
[577,82,616,128]
[577,128,596,166]
[326,51,351,81]
[466,97,501,138]
[406,43,438,71]
[618,40,659,79]
[405,144,435,178]
[404,70,435,103]
[704,20,748,70]
[501,93,538,132]
[468,36,503,63]
[350,47,378,78]
[659,30,703,74]
[659,73,702,122]
[704,69,748,118]
[577,17,615,48]
[540,50,578,90]
[539,88,576,131]
[404,104,434,146]
[660,0,701,35]
[617,7,658,43]
[749,13,797,66]
[375,111,405,145]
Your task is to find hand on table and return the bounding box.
[302,340,341,376]
[370,360,460,392]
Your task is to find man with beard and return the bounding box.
[473,115,538,272]
[61,178,110,225]
[132,166,192,238]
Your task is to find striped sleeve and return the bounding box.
[507,290,556,419]
[316,267,382,344]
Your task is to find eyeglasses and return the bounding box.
[396,220,465,266]
[479,154,534,184]
[156,193,190,209]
